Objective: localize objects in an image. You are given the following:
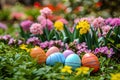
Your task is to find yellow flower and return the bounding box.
[61,66,72,74]
[111,73,120,80]
[19,44,30,52]
[54,21,64,31]
[76,67,90,76]
[76,20,90,35]
[80,28,88,35]
[20,44,27,50]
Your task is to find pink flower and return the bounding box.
[30,23,43,35]
[40,7,52,17]
[40,19,53,30]
[74,18,80,24]
[80,17,95,24]
[37,15,46,22]
[11,12,26,20]
[57,18,68,24]
[92,17,105,30]
[102,25,111,36]
[20,20,33,31]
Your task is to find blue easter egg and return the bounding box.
[65,54,81,70]
[46,52,65,66]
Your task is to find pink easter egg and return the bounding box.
[46,46,60,57]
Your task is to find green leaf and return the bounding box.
[63,25,72,42]
[44,27,49,40]
[73,26,79,40]
[48,29,55,40]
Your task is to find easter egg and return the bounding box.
[46,52,65,66]
[46,46,60,57]
[63,50,74,58]
[65,54,81,70]
[82,53,100,72]
[30,46,47,64]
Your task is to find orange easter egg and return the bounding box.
[30,47,47,64]
[82,53,100,72]
[46,46,60,57]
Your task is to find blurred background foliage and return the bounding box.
[0,0,120,21]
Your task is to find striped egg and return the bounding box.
[46,52,65,66]
[82,53,100,72]
[65,54,81,70]
[46,46,60,57]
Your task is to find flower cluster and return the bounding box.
[20,20,33,31]
[105,18,120,27]
[76,20,90,35]
[92,17,105,30]
[40,7,52,17]
[66,41,91,55]
[94,46,115,58]
[0,35,23,45]
[30,23,43,35]
[54,21,64,31]
[61,66,72,74]
[76,67,90,76]
[26,37,41,45]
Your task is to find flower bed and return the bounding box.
[0,7,120,80]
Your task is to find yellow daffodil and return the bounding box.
[76,67,90,76]
[54,21,64,31]
[80,28,88,35]
[111,73,120,80]
[61,66,72,74]
[76,20,90,35]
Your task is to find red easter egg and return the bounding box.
[46,46,60,57]
[30,46,47,64]
[82,53,100,72]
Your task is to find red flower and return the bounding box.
[34,2,41,8]
[95,2,102,8]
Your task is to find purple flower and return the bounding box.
[0,23,7,30]
[105,18,112,25]
[39,41,49,49]
[110,18,120,27]
[94,48,100,54]
[8,38,15,45]
[94,46,115,58]
[26,37,40,45]
[2,35,11,40]
[48,40,55,48]
[105,48,115,58]
[18,40,23,45]
[40,19,53,30]
[20,20,33,31]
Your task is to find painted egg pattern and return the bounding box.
[65,54,81,70]
[30,47,47,64]
[82,53,100,72]
[46,52,65,66]
[63,50,74,58]
[46,46,60,57]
